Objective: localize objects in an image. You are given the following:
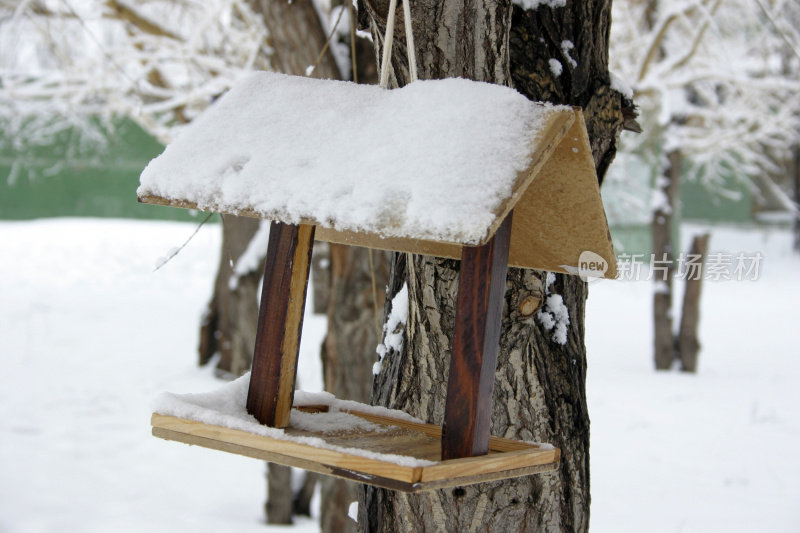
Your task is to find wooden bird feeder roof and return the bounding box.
[142,71,617,492]
[139,71,616,278]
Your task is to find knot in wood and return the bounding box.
[518,295,541,317]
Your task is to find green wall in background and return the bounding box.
[0,118,203,222]
[1,115,756,260]
[681,174,752,223]
[609,224,653,258]
[601,153,755,256]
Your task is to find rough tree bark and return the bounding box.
[652,149,680,370]
[198,0,343,525]
[358,1,631,531]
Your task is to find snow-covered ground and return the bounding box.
[588,223,800,532]
[1,218,798,532]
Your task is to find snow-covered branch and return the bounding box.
[611,0,800,193]
[0,0,272,151]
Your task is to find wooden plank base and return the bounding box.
[151,405,559,493]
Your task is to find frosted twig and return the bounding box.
[306,3,346,77]
[153,212,214,272]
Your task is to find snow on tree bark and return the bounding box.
[652,149,680,371]
[358,1,628,531]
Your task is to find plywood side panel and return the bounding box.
[508,111,617,278]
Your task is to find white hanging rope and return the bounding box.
[402,0,418,83]
[378,0,398,88]
[379,0,418,88]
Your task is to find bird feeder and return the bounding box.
[139,71,616,492]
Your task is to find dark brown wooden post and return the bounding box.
[246,221,315,428]
[441,212,513,460]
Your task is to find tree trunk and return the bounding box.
[252,0,342,80]
[265,460,294,524]
[359,1,628,531]
[678,233,710,373]
[652,149,680,370]
[199,0,344,525]
[320,245,390,533]
[312,243,331,314]
[199,216,264,375]
[293,472,319,517]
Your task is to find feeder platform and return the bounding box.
[152,404,559,493]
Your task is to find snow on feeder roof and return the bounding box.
[138,71,616,277]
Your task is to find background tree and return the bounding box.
[608,0,800,370]
[753,0,800,253]
[0,0,272,146]
[357,0,633,530]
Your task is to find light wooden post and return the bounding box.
[441,212,513,460]
[246,221,315,428]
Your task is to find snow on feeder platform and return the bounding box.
[151,379,559,492]
[139,71,615,491]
